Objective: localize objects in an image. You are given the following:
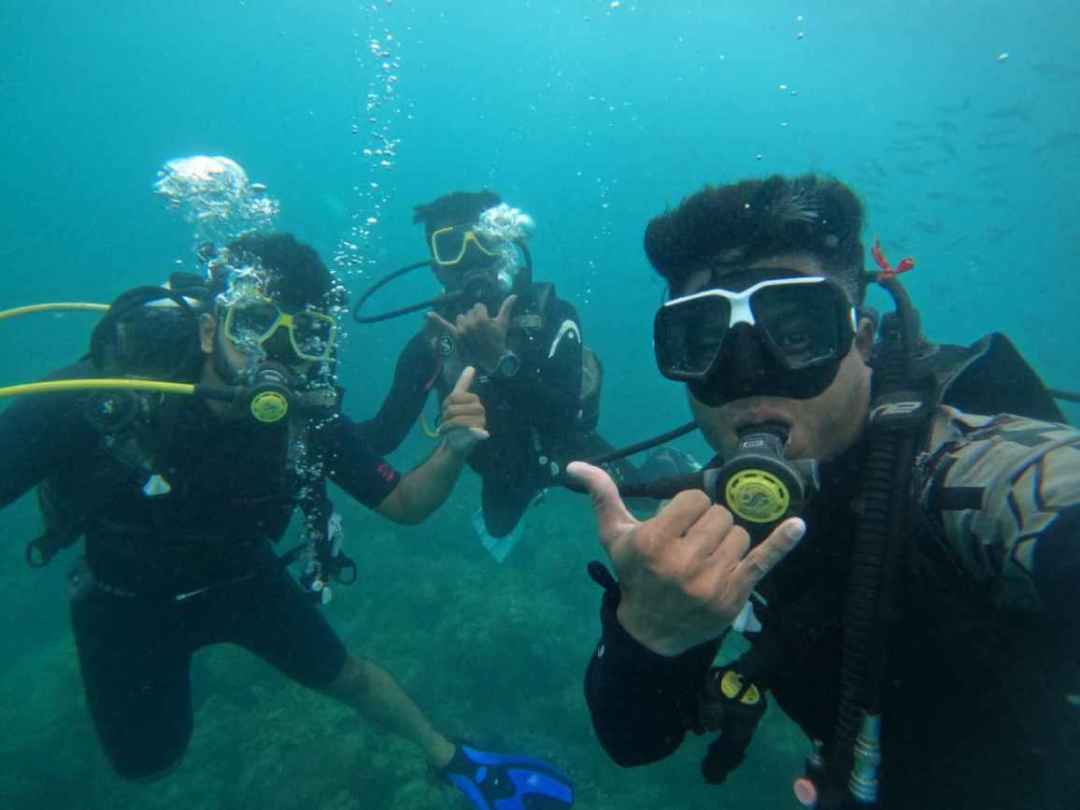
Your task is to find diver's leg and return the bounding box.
[70,561,194,781]
[321,655,456,768]
[233,553,573,808]
[230,553,454,768]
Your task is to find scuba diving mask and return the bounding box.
[222,297,338,363]
[654,275,857,406]
[352,234,533,324]
[429,225,501,267]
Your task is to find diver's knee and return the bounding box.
[112,751,184,783]
[322,654,374,699]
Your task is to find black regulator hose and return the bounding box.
[1049,387,1080,404]
[584,420,698,466]
[352,260,445,323]
[824,273,929,805]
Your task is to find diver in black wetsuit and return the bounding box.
[358,190,687,553]
[569,176,1080,809]
[0,233,574,809]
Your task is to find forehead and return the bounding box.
[678,254,827,296]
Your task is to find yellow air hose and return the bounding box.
[0,378,198,400]
[419,412,440,439]
[0,301,290,423]
[0,303,203,400]
[0,302,109,321]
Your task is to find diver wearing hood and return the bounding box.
[572,175,1080,810]
[356,190,686,556]
[0,233,575,808]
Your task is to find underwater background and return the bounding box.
[1,1,1078,807]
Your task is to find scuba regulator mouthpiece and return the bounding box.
[712,423,808,535]
[245,364,292,424]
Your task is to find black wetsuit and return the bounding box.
[585,357,1080,808]
[0,362,399,779]
[361,282,637,538]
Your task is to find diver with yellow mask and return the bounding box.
[352,190,699,560]
[0,232,574,809]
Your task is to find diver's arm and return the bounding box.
[0,363,97,509]
[375,366,486,524]
[1033,504,1080,645]
[930,412,1080,641]
[586,579,721,766]
[337,366,484,525]
[375,440,469,525]
[354,331,439,454]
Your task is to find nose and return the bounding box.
[261,325,295,361]
[723,324,768,397]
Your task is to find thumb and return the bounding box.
[566,461,638,545]
[496,294,518,329]
[451,366,476,396]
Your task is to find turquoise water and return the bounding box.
[1,1,1078,807]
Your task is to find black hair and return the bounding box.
[644,175,867,303]
[215,232,344,310]
[412,190,502,238]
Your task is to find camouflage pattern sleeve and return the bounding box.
[917,407,1080,615]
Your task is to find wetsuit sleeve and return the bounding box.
[585,577,721,766]
[502,297,583,434]
[0,363,98,510]
[923,412,1080,639]
[354,331,438,454]
[323,414,402,508]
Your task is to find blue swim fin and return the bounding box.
[442,743,574,809]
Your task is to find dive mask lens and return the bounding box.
[288,311,337,362]
[226,300,281,347]
[751,282,850,371]
[654,295,733,380]
[430,225,499,267]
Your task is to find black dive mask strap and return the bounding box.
[352,240,532,325]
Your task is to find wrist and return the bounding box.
[490,349,521,378]
[616,600,691,658]
[439,433,475,461]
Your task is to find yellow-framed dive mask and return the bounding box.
[222,297,337,362]
[429,225,500,267]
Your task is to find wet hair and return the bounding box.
[644,175,867,303]
[215,232,344,310]
[412,190,502,239]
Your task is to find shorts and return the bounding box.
[69,551,347,780]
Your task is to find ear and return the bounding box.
[199,313,217,354]
[854,315,875,362]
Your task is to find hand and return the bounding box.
[427,294,518,373]
[438,366,490,456]
[567,461,806,657]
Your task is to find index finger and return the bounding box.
[451,366,477,396]
[495,294,518,328]
[426,311,459,337]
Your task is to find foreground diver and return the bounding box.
[571,176,1079,809]
[357,190,686,557]
[0,233,573,809]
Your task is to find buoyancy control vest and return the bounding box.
[695,325,1074,808]
[25,280,345,588]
